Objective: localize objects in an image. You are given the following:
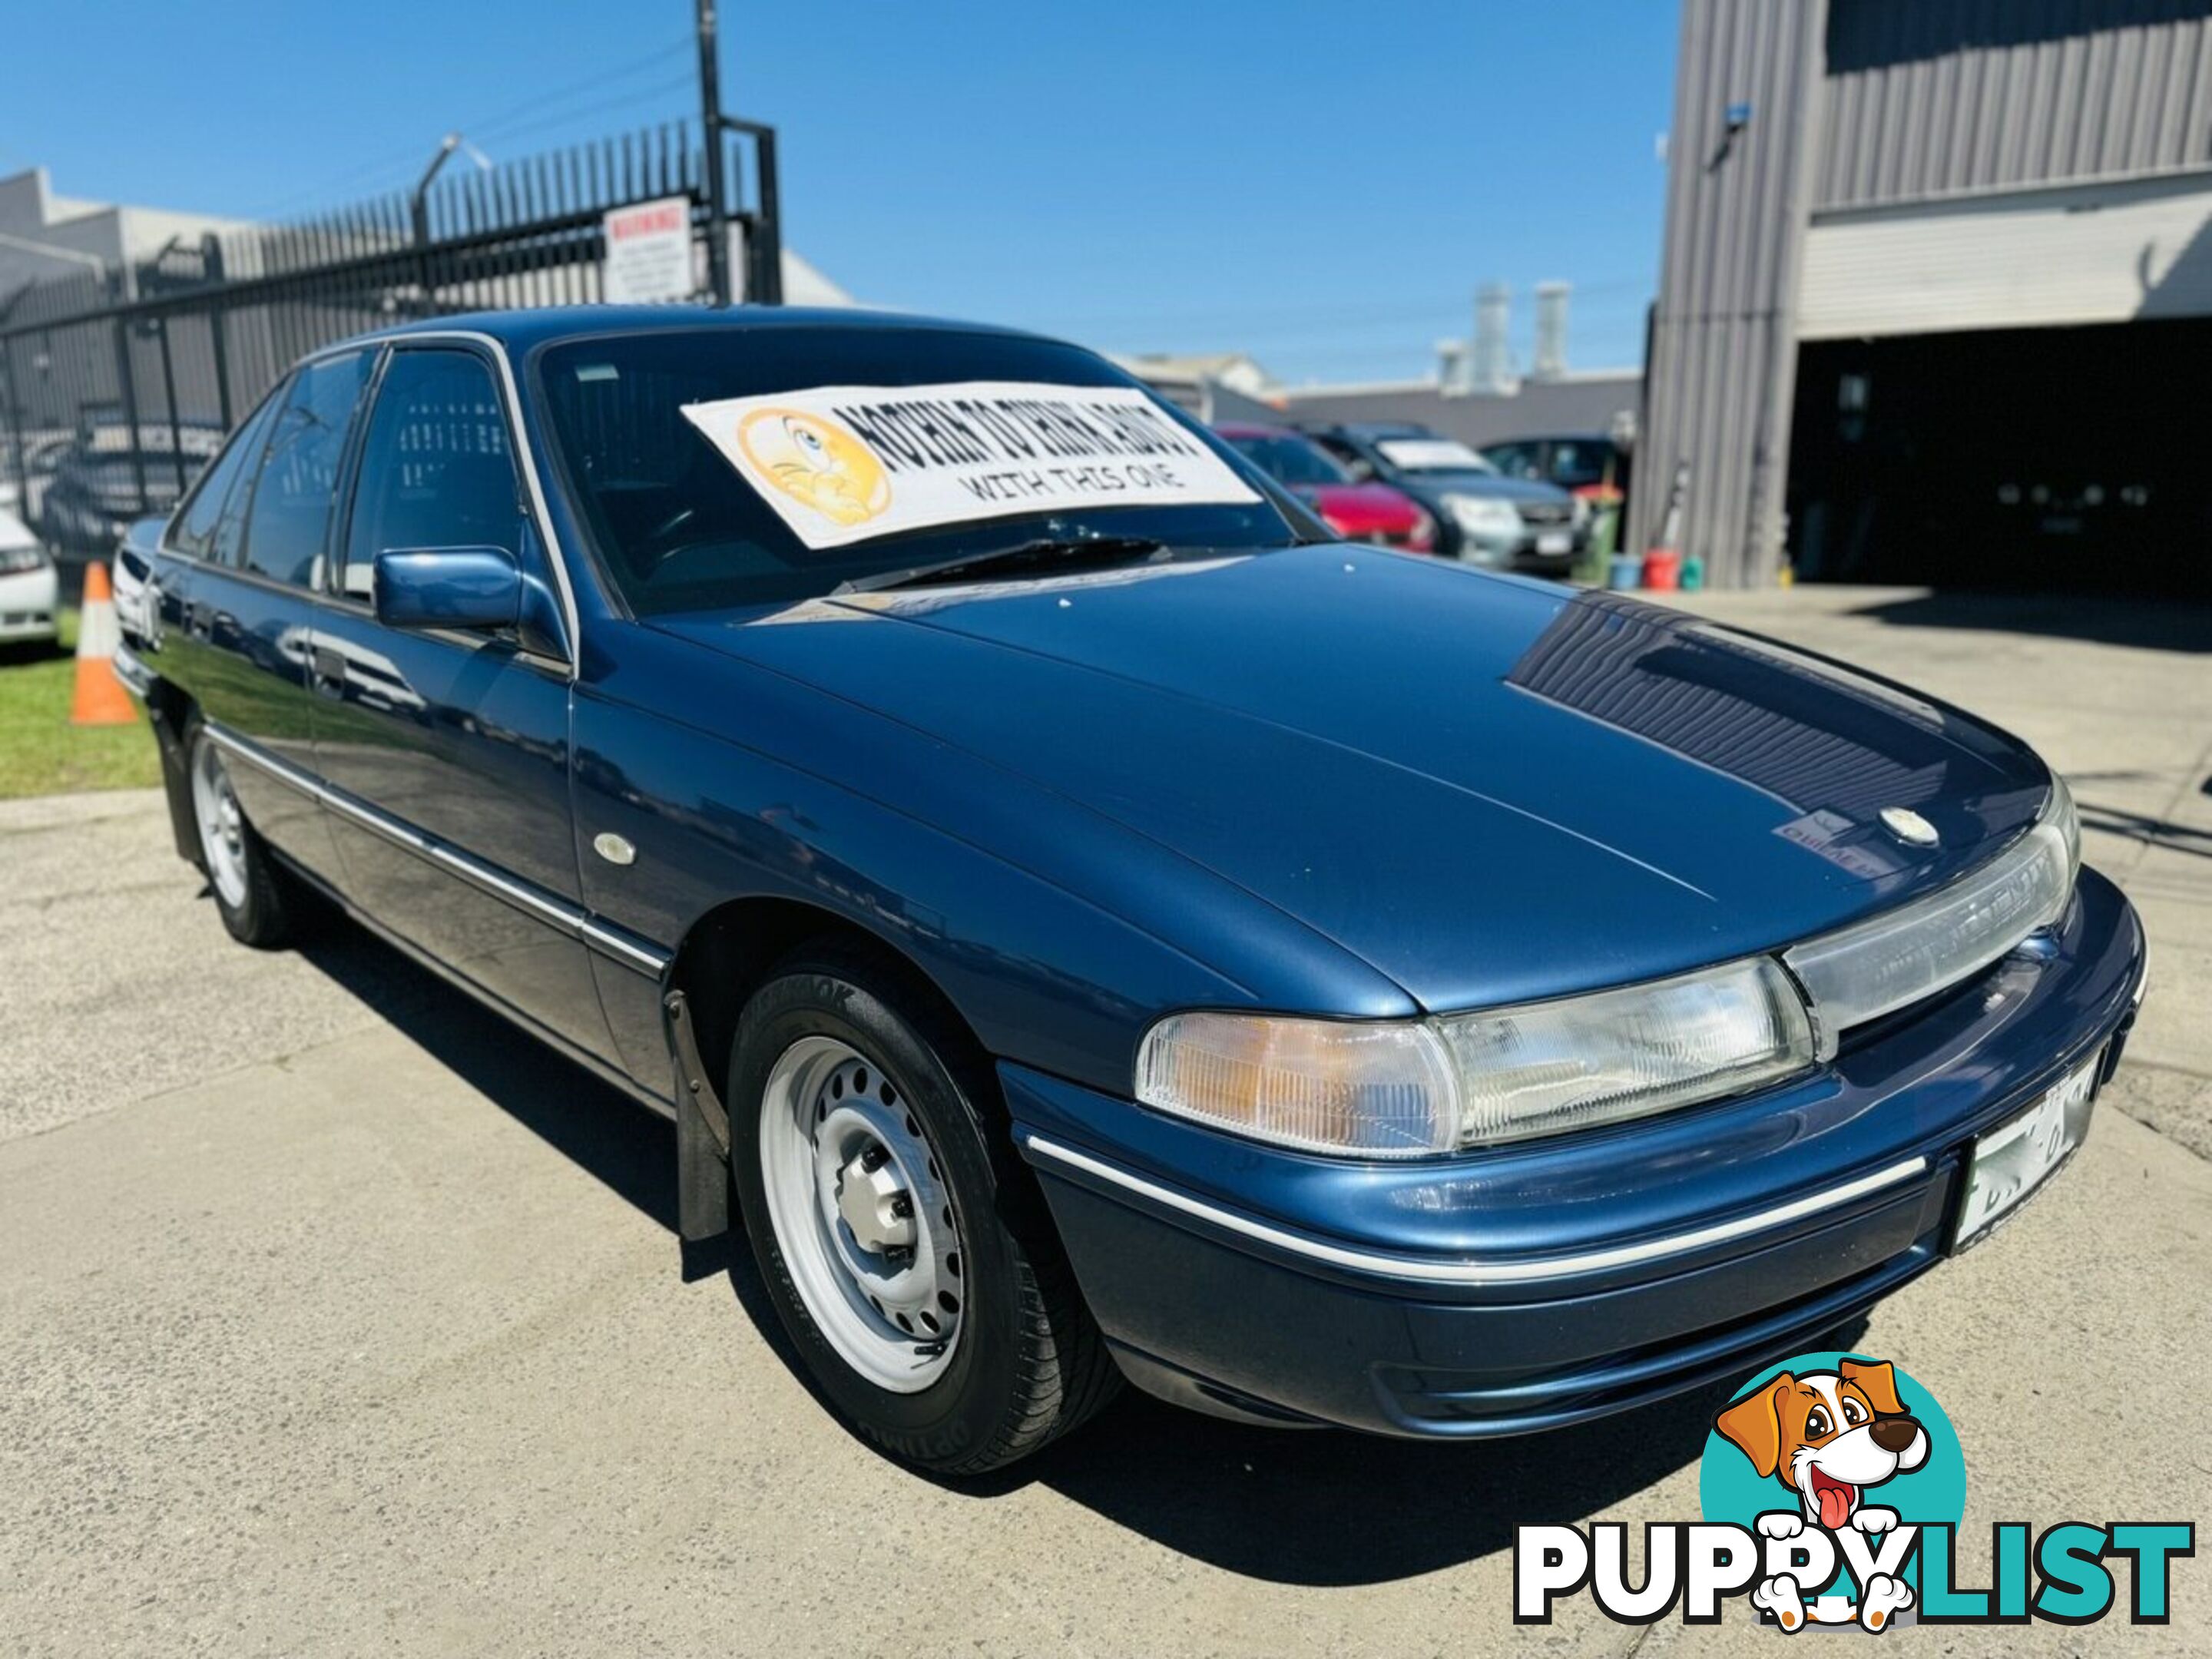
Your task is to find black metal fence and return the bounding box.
[0,118,780,563]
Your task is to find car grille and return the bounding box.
[1516,502,1573,528]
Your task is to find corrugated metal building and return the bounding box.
[1637,0,2212,591]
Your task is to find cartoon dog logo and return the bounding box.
[1715,1358,1931,1632]
[737,409,892,527]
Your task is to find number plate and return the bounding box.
[1536,531,1573,555]
[1951,1048,2102,1252]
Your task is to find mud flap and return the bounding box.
[145,695,203,867]
[664,990,732,1243]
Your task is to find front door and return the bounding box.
[308,343,614,1064]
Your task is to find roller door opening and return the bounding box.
[1786,320,2212,595]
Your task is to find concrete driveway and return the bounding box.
[2,587,2207,1656]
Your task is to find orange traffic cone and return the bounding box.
[71,563,137,727]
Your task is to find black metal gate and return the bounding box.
[0,118,779,564]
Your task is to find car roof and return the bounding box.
[310,304,1063,361]
[1301,422,1436,441]
[1210,422,1301,440]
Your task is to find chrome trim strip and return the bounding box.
[581,918,670,977]
[204,723,672,976]
[204,721,322,790]
[1022,1134,1929,1286]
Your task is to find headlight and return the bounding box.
[2047,770,2080,878]
[1783,776,2078,1048]
[0,545,51,575]
[1135,956,1814,1157]
[1134,1013,1459,1157]
[1443,493,1522,535]
[1136,773,2080,1159]
[1436,957,1813,1144]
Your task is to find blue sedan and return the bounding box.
[113,308,2145,1474]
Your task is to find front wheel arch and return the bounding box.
[665,895,992,1123]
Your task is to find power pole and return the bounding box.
[697,0,732,306]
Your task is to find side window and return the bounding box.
[239,351,373,588]
[1313,434,1372,480]
[209,397,280,570]
[341,349,520,601]
[167,389,280,560]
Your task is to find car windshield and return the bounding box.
[1221,432,1350,488]
[1373,435,1494,474]
[533,326,1298,616]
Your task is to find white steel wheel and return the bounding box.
[757,1035,967,1394]
[190,737,250,909]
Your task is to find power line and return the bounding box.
[464,70,697,152]
[237,35,693,218]
[456,37,690,147]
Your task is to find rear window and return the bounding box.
[533,326,1296,616]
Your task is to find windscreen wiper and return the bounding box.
[833,535,1168,596]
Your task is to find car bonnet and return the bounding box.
[654,546,2048,1013]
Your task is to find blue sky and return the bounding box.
[4,1,1677,386]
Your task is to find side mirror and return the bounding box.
[373,546,521,632]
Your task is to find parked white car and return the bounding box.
[0,507,58,647]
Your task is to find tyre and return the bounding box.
[730,941,1118,1475]
[185,720,300,949]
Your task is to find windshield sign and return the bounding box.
[681,381,1257,550]
[536,328,1297,616]
[1376,437,1490,473]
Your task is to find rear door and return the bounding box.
[308,342,615,1063]
[155,353,373,879]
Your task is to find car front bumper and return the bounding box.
[1007,866,2145,1437]
[0,562,60,641]
[1455,525,1582,573]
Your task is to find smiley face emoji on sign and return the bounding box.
[737,409,892,527]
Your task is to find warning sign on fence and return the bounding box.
[601,197,693,305]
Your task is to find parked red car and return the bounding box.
[1215,423,1435,552]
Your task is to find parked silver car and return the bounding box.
[1300,422,1586,574]
[0,505,58,647]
